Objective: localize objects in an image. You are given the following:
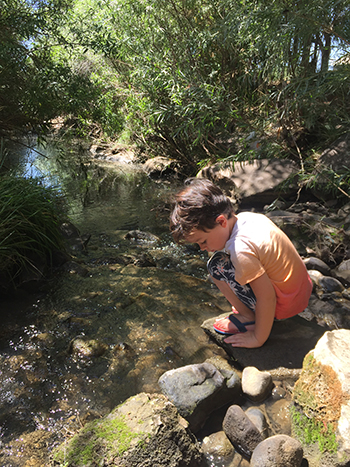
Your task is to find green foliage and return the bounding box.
[0,0,124,136]
[1,0,350,172]
[62,0,350,170]
[295,156,350,201]
[0,175,66,285]
[0,0,72,129]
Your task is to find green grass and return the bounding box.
[0,175,66,285]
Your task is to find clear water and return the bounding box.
[0,138,226,466]
[0,137,292,466]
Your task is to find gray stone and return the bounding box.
[245,407,268,439]
[205,355,241,390]
[318,133,350,173]
[223,404,263,459]
[197,158,298,206]
[201,431,234,458]
[308,269,324,287]
[318,275,344,293]
[51,392,206,467]
[201,314,327,371]
[303,257,331,276]
[241,366,273,402]
[303,295,344,329]
[334,259,350,285]
[250,434,303,467]
[158,362,240,432]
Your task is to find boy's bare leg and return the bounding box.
[211,277,256,333]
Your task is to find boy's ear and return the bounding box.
[216,214,227,227]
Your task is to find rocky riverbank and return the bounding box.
[3,134,350,466]
[51,328,350,467]
[68,134,350,467]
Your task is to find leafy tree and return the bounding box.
[65,0,350,170]
[1,0,350,169]
[0,0,123,136]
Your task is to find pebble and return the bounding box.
[250,434,303,467]
[223,404,263,459]
[245,407,268,439]
[201,431,235,458]
[241,366,273,402]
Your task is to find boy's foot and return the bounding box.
[213,314,255,335]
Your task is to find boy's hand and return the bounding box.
[224,331,263,348]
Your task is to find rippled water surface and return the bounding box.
[0,139,232,466]
[0,139,292,466]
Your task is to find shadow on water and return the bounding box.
[0,137,230,466]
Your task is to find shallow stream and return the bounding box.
[0,139,292,466]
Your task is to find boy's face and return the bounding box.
[185,215,231,252]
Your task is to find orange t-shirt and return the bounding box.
[225,212,312,319]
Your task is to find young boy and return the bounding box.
[170,178,312,348]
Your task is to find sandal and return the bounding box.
[213,314,255,335]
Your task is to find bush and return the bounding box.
[0,175,66,288]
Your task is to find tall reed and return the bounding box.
[0,175,66,285]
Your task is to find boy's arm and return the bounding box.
[224,272,276,348]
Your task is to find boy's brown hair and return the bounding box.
[170,178,233,243]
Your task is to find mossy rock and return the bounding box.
[51,392,206,467]
[291,344,350,466]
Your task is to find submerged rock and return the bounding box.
[201,431,235,459]
[69,337,108,359]
[124,230,161,244]
[245,407,268,439]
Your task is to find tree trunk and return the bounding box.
[321,32,331,72]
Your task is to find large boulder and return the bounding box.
[158,360,241,432]
[311,132,350,200]
[51,392,206,467]
[143,156,179,178]
[197,158,298,207]
[317,132,350,173]
[292,330,350,466]
[201,313,327,371]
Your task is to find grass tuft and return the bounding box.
[0,175,66,286]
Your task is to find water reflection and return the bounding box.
[4,136,173,235]
[1,138,229,466]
